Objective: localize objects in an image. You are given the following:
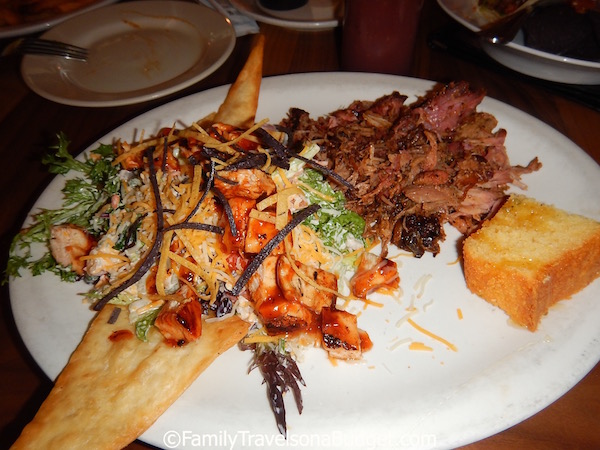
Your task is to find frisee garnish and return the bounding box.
[5,133,120,282]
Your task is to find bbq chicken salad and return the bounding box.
[7,119,400,436]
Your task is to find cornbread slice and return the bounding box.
[463,194,600,331]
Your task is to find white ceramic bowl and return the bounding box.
[437,0,600,85]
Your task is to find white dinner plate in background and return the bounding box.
[0,0,118,39]
[21,1,236,107]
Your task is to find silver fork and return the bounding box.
[1,37,89,61]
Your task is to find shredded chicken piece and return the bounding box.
[49,224,96,275]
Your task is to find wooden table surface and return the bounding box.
[1,1,599,449]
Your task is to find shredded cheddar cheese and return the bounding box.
[135,299,165,316]
[296,180,336,203]
[155,230,174,297]
[202,118,269,155]
[447,256,461,266]
[407,318,457,352]
[359,297,384,309]
[388,337,412,351]
[396,309,417,328]
[272,167,294,190]
[112,134,179,166]
[289,225,333,266]
[409,341,433,352]
[257,146,273,171]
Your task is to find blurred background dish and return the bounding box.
[0,0,118,39]
[20,1,236,107]
[257,0,308,11]
[231,0,341,30]
[518,2,600,61]
[437,0,600,84]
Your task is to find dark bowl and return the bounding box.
[257,0,309,11]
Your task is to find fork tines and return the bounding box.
[6,37,89,61]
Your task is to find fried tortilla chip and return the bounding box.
[11,305,249,449]
[11,37,267,448]
[213,34,265,128]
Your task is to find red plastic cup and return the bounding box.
[341,0,424,75]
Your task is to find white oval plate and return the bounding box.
[231,0,341,30]
[21,1,236,107]
[10,73,600,449]
[437,0,600,85]
[0,0,118,39]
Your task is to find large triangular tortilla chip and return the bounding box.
[213,34,265,128]
[11,36,264,449]
[11,305,249,449]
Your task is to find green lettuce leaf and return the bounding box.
[299,169,365,253]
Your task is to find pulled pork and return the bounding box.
[280,81,541,258]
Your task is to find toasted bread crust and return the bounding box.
[11,305,249,449]
[463,195,600,331]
